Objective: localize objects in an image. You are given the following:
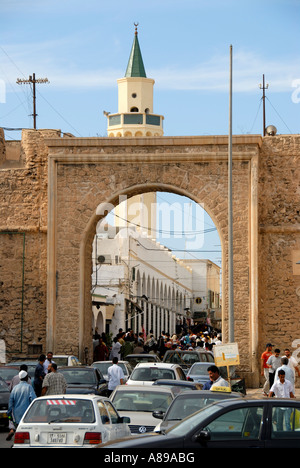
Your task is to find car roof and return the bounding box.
[164,349,206,353]
[154,379,199,386]
[92,361,129,364]
[126,354,159,358]
[112,385,174,393]
[172,389,242,398]
[133,362,181,369]
[30,394,109,401]
[58,366,95,370]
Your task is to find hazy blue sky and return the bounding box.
[1,0,299,266]
[1,0,299,139]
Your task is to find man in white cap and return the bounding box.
[7,370,36,440]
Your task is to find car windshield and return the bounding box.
[167,404,221,435]
[113,391,173,412]
[130,367,175,381]
[189,364,211,376]
[23,398,96,423]
[166,395,232,421]
[53,357,68,366]
[60,369,96,384]
[164,352,200,365]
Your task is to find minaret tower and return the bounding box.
[106,24,164,137]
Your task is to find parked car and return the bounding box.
[98,397,300,448]
[186,362,213,386]
[53,355,81,367]
[0,366,20,387]
[110,385,175,434]
[153,389,242,432]
[153,379,203,394]
[91,361,132,383]
[12,394,131,447]
[126,363,186,386]
[5,361,37,383]
[125,354,161,369]
[162,349,214,374]
[58,366,108,396]
[0,378,10,428]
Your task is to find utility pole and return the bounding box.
[16,73,49,129]
[259,74,268,136]
[228,45,234,343]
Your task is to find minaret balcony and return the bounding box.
[108,112,163,127]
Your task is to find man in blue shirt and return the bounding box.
[7,370,36,428]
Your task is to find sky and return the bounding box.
[1,0,299,267]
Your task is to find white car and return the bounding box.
[53,355,81,366]
[110,385,175,434]
[125,362,186,386]
[12,394,131,448]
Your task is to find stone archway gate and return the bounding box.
[46,134,262,386]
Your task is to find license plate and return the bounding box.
[48,432,67,444]
[0,412,8,419]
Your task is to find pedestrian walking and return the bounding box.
[261,343,273,396]
[107,357,125,396]
[9,364,31,391]
[41,363,67,396]
[274,357,295,390]
[109,336,122,360]
[43,352,56,374]
[93,337,109,362]
[269,369,295,430]
[266,348,281,388]
[7,371,36,440]
[283,348,300,381]
[33,354,46,397]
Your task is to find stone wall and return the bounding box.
[258,135,300,366]
[0,129,299,388]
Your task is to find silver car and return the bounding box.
[110,385,175,434]
[91,361,132,383]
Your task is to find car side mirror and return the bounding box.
[152,410,165,420]
[195,430,210,444]
[119,416,131,424]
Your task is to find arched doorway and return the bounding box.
[46,135,260,385]
[91,191,222,342]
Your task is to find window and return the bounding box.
[271,405,300,439]
[97,400,110,424]
[105,401,119,424]
[203,406,264,440]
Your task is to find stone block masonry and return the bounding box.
[0,129,299,389]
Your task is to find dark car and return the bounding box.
[59,366,108,396]
[0,366,20,387]
[98,397,300,448]
[6,361,38,383]
[153,389,242,432]
[162,349,214,374]
[0,378,10,428]
[152,379,203,394]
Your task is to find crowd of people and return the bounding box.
[261,343,300,399]
[93,325,223,363]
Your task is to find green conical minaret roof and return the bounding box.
[125,25,147,78]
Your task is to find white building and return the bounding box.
[91,223,193,338]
